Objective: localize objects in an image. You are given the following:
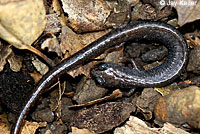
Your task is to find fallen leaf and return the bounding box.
[21,121,39,134]
[154,86,200,129]
[72,78,109,105]
[32,56,49,75]
[30,71,42,83]
[0,43,12,72]
[79,29,111,46]
[45,13,62,33]
[71,102,135,133]
[38,122,47,128]
[0,0,46,49]
[171,0,200,26]
[41,37,62,57]
[52,0,67,26]
[0,0,55,67]
[61,0,111,32]
[136,88,160,120]
[0,41,22,72]
[7,53,22,72]
[71,127,96,134]
[0,114,10,134]
[60,26,84,56]
[114,116,190,134]
[70,89,123,108]
[154,83,180,96]
[60,25,109,77]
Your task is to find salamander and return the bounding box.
[90,22,188,88]
[11,21,187,134]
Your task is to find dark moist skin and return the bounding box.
[12,21,187,134]
[90,30,188,88]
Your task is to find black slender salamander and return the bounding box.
[90,27,188,88]
[11,21,187,134]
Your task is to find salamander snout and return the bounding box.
[90,69,106,85]
[90,62,111,86]
[94,76,106,85]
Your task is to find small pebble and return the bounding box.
[31,108,54,123]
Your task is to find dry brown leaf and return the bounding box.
[72,30,110,77]
[7,53,22,72]
[136,88,160,120]
[30,70,42,83]
[45,13,62,33]
[41,37,62,57]
[21,121,39,134]
[60,26,109,77]
[60,26,84,56]
[38,122,47,128]
[0,114,10,134]
[0,0,55,67]
[0,0,46,49]
[154,83,180,96]
[114,116,190,134]
[170,0,200,26]
[72,78,109,104]
[0,43,12,72]
[71,127,96,134]
[0,41,22,72]
[71,102,135,133]
[61,0,111,32]
[79,29,111,46]
[69,89,123,108]
[52,0,67,26]
[32,57,49,75]
[154,86,200,129]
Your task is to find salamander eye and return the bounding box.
[95,76,106,85]
[97,63,109,71]
[189,34,195,40]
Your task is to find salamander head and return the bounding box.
[90,62,115,86]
